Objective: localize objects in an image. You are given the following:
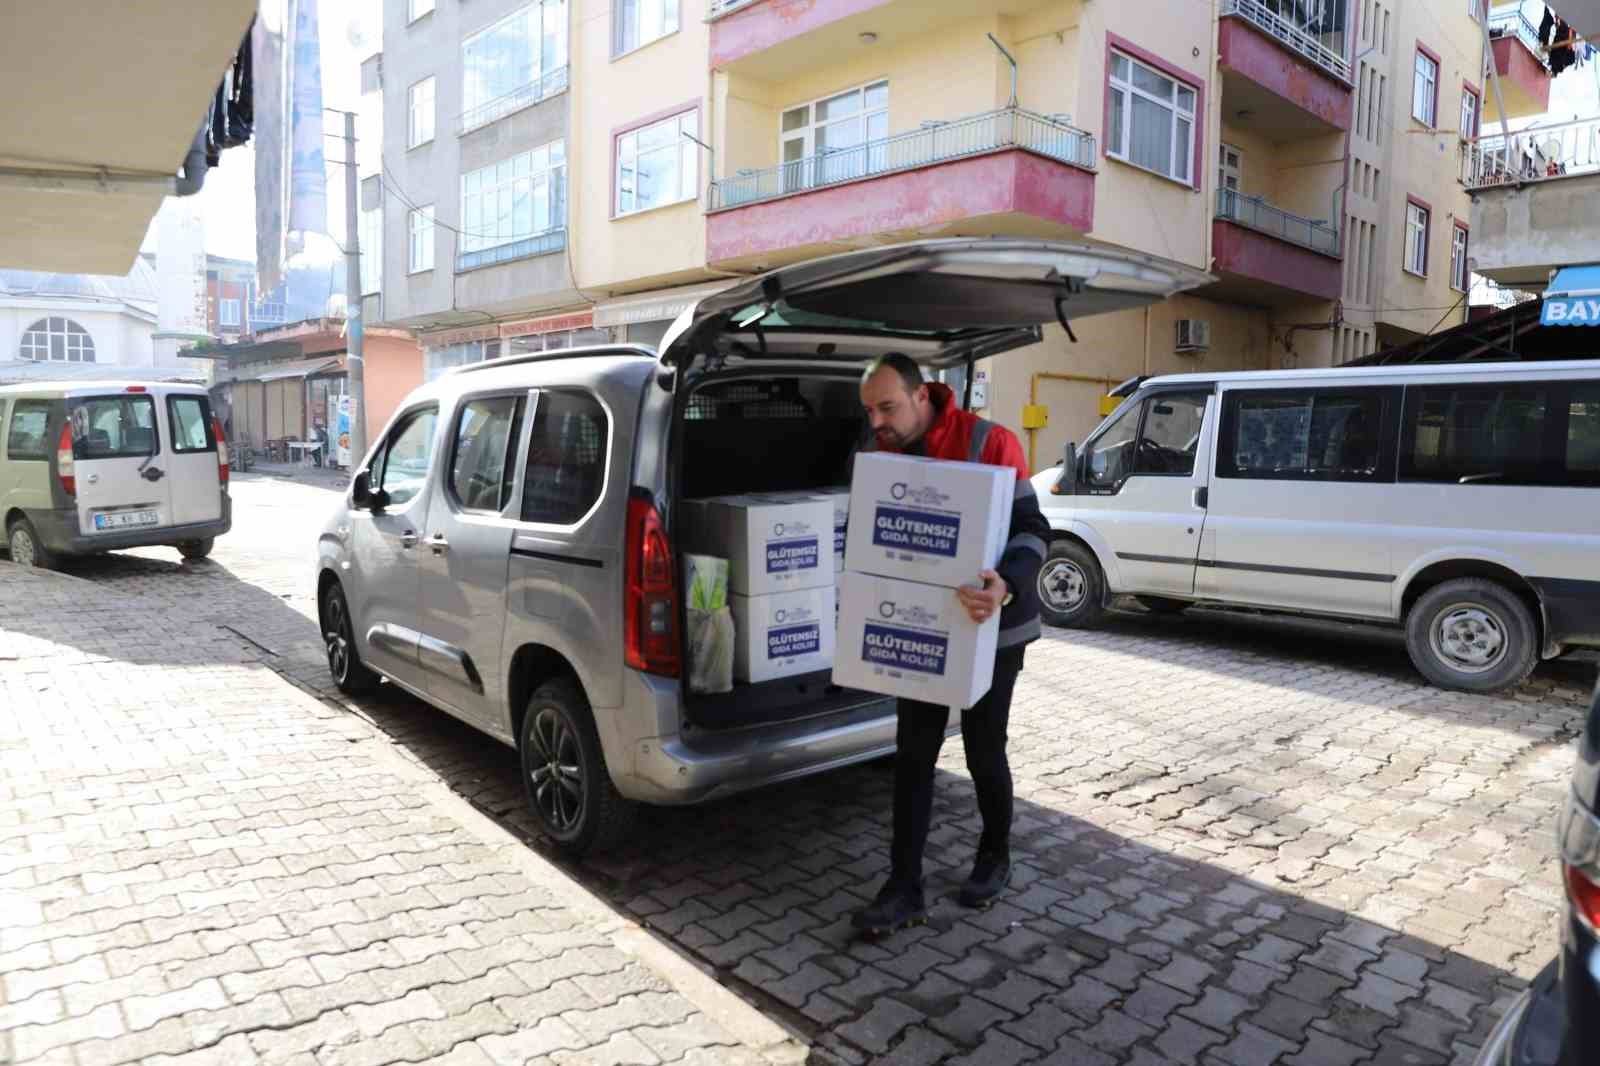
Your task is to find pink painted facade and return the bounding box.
[705,149,1094,265]
[1490,36,1552,115]
[1217,17,1352,130]
[1211,219,1341,301]
[710,0,895,69]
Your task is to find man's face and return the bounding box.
[861,365,932,449]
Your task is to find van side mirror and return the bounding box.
[352,471,388,511]
[1052,443,1079,496]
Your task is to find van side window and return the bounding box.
[449,395,525,513]
[1221,389,1389,481]
[69,396,158,458]
[1569,384,1600,482]
[1133,392,1209,476]
[1084,397,1142,488]
[377,407,439,506]
[521,390,608,525]
[5,400,53,460]
[1402,383,1550,485]
[167,396,215,454]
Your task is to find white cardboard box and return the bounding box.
[845,452,1013,589]
[682,495,835,596]
[831,571,997,709]
[754,488,849,572]
[730,587,836,683]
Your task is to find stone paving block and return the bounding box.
[834,997,924,1055]
[1154,1015,1228,1063]
[1208,1021,1304,1066]
[1077,1008,1157,1055]
[407,1000,518,1056]
[945,1029,1042,1066]
[875,1025,956,1066]
[929,994,1016,1045]
[1284,1028,1376,1066]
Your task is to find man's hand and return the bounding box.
[957,569,1008,625]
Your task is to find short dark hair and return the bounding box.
[863,352,925,395]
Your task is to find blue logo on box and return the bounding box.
[871,506,959,558]
[862,623,948,676]
[766,537,819,573]
[768,623,820,659]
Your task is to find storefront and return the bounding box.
[421,311,615,382]
[591,280,737,353]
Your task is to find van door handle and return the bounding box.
[427,534,449,555]
[141,467,165,482]
[1193,486,1208,509]
[400,530,418,549]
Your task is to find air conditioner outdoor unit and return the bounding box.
[1175,319,1210,354]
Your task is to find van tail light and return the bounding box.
[1560,794,1600,934]
[624,493,680,677]
[213,417,230,488]
[1565,863,1600,934]
[56,422,75,497]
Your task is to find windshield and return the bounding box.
[69,395,158,459]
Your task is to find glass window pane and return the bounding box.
[864,81,889,110]
[638,118,676,152]
[521,391,609,524]
[6,401,53,460]
[1306,392,1384,477]
[69,397,158,459]
[1176,86,1195,113]
[817,88,862,122]
[1133,393,1208,475]
[1568,385,1600,477]
[1230,395,1311,476]
[1404,385,1549,483]
[1111,54,1129,81]
[782,106,809,132]
[451,396,520,511]
[680,139,697,200]
[1129,95,1173,175]
[637,145,678,208]
[1131,61,1173,99]
[679,110,697,139]
[169,397,213,453]
[380,409,439,505]
[1174,117,1191,180]
[1108,87,1125,155]
[866,112,887,141]
[1086,400,1143,486]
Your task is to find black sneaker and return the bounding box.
[958,852,1011,909]
[851,880,928,938]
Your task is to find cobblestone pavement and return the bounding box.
[6,470,1596,1066]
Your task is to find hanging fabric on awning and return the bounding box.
[1540,265,1600,326]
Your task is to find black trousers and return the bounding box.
[890,647,1025,888]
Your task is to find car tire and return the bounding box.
[178,538,215,560]
[1136,596,1191,615]
[321,581,378,696]
[6,517,56,570]
[519,678,637,855]
[1405,578,1538,693]
[1037,540,1106,628]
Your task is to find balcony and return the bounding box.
[458,66,568,136]
[1210,189,1341,304]
[456,227,566,273]
[706,0,762,17]
[1218,0,1352,139]
[1486,9,1553,120]
[706,108,1096,270]
[1466,119,1600,288]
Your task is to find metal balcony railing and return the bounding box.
[706,0,763,19]
[456,227,566,272]
[458,66,569,135]
[1220,0,1351,82]
[1216,188,1340,255]
[1462,118,1600,188]
[1488,7,1547,61]
[708,107,1095,211]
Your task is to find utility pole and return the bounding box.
[342,110,368,468]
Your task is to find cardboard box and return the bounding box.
[753,487,849,571]
[682,495,835,596]
[831,571,997,709]
[846,452,1013,589]
[731,587,836,683]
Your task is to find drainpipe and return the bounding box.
[172,124,211,197]
[987,33,1019,108]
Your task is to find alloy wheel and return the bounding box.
[526,707,584,833]
[324,592,351,683]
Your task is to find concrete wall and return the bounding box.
[365,334,426,435]
[1471,177,1600,289]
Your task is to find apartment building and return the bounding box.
[372,0,1522,470]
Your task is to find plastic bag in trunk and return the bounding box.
[684,554,734,694]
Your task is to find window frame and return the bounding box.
[408,0,434,24]
[166,395,217,455]
[1398,380,1576,487]
[1412,44,1440,126]
[19,316,95,363]
[516,387,614,530]
[1404,196,1430,277]
[461,2,568,130]
[1449,222,1470,293]
[1080,386,1215,494]
[68,394,161,460]
[1215,385,1402,484]
[5,399,54,461]
[1104,42,1202,189]
[446,391,527,515]
[611,0,679,58]
[408,204,436,274]
[219,298,241,328]
[612,105,700,218]
[459,139,567,258]
[778,79,890,189]
[1459,82,1480,140]
[408,76,436,149]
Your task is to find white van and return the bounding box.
[1031,360,1600,693]
[1,382,231,569]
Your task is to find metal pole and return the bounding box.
[343,110,368,470]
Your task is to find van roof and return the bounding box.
[0,380,209,398]
[1142,357,1600,389]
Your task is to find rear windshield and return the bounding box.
[69,395,158,459]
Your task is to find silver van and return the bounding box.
[1,382,231,568]
[314,239,1208,853]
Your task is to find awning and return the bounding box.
[1540,265,1600,326]
[592,280,737,328]
[0,361,207,386]
[226,356,344,384]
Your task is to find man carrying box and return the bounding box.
[851,353,1050,937]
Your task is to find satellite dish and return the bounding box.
[1542,137,1562,159]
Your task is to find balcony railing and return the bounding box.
[1488,7,1546,61]
[458,66,568,135]
[1462,118,1600,189]
[1216,188,1339,255]
[456,227,566,273]
[706,0,763,19]
[1221,0,1351,82]
[708,107,1095,211]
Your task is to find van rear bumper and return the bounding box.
[29,498,232,555]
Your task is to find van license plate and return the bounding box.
[94,510,159,531]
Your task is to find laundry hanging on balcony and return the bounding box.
[1539,265,1600,326]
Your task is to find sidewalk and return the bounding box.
[0,565,804,1066]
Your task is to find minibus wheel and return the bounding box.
[1405,578,1538,693]
[1038,541,1105,628]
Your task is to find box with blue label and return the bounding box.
[845,452,1012,589]
[730,587,836,683]
[831,571,997,708]
[682,494,835,597]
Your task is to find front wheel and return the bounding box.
[1037,540,1106,629]
[1404,578,1538,693]
[178,538,214,560]
[6,517,56,570]
[520,678,636,855]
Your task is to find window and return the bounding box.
[377,406,439,507]
[19,317,94,363]
[408,76,435,148]
[219,298,241,328]
[167,396,215,454]
[1133,392,1209,476]
[1403,384,1549,485]
[1569,385,1600,481]
[5,400,52,460]
[1467,0,1483,20]
[449,395,525,512]
[521,390,608,525]
[360,206,382,296]
[68,396,158,459]
[1460,85,1479,139]
[408,205,435,273]
[1107,51,1197,185]
[462,1,568,131]
[1218,143,1242,191]
[613,0,678,56]
[1221,389,1390,482]
[1404,200,1429,275]
[461,141,566,258]
[615,110,698,216]
[1450,223,1469,292]
[780,81,889,190]
[1084,398,1142,488]
[1412,48,1438,125]
[425,339,501,383]
[506,327,612,354]
[408,0,433,23]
